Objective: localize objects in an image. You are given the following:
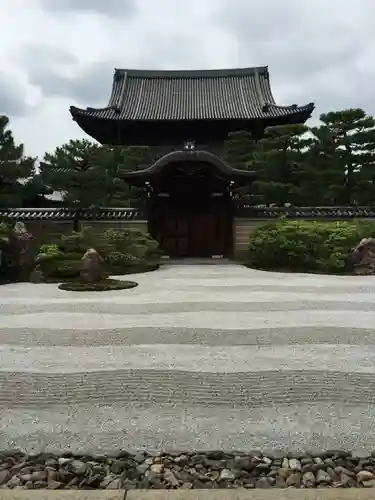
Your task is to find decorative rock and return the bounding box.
[314,457,325,465]
[357,470,375,482]
[47,479,63,489]
[289,458,302,471]
[302,471,316,488]
[8,222,35,281]
[256,477,271,488]
[58,458,71,466]
[281,458,289,469]
[278,467,289,479]
[181,482,193,489]
[106,477,122,489]
[164,469,179,487]
[150,463,164,474]
[219,468,235,481]
[32,470,47,481]
[70,460,87,475]
[350,237,375,275]
[316,469,332,484]
[274,477,286,488]
[80,248,105,282]
[340,473,357,487]
[1,450,375,491]
[286,472,301,488]
[174,455,189,466]
[7,475,22,488]
[0,470,9,485]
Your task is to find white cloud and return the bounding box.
[0,0,374,158]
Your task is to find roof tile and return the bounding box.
[70,67,314,122]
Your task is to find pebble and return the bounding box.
[0,450,375,490]
[302,471,316,488]
[357,470,375,482]
[219,468,235,481]
[286,472,301,488]
[316,469,332,484]
[289,458,302,471]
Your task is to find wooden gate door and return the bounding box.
[190,213,215,257]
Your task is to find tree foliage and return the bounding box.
[313,109,375,205]
[3,107,375,210]
[250,124,310,206]
[0,115,36,207]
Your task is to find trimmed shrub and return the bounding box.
[36,226,160,281]
[248,219,364,273]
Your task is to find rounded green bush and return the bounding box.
[248,219,363,274]
[58,278,138,292]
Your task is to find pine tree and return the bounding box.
[250,124,309,206]
[40,139,122,230]
[314,109,375,205]
[113,145,152,207]
[0,115,36,207]
[222,130,256,170]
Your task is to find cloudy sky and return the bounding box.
[1,0,375,158]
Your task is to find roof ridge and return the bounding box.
[114,67,268,78]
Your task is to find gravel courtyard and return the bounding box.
[1,262,375,455]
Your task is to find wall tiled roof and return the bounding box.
[0,208,146,221]
[1,206,375,221]
[235,205,375,218]
[70,67,314,122]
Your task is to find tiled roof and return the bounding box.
[70,67,314,122]
[1,206,375,221]
[235,205,375,218]
[122,150,257,182]
[0,208,146,221]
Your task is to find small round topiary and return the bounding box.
[58,278,138,292]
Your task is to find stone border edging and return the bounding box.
[2,489,375,500]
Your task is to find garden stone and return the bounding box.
[350,237,375,275]
[8,222,35,281]
[302,471,316,487]
[80,248,105,282]
[286,472,301,487]
[289,458,301,471]
[150,463,163,474]
[0,470,9,485]
[281,458,289,469]
[164,469,179,487]
[219,468,235,481]
[357,470,375,482]
[69,460,87,475]
[256,477,271,488]
[47,479,63,489]
[316,469,332,484]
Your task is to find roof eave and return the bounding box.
[120,150,257,183]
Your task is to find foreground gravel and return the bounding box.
[2,450,375,490]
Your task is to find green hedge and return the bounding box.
[36,227,161,281]
[248,219,375,274]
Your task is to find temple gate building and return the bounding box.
[70,67,314,258]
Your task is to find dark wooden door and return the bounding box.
[159,212,228,257]
[190,213,215,257]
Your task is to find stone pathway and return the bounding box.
[1,263,375,455]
